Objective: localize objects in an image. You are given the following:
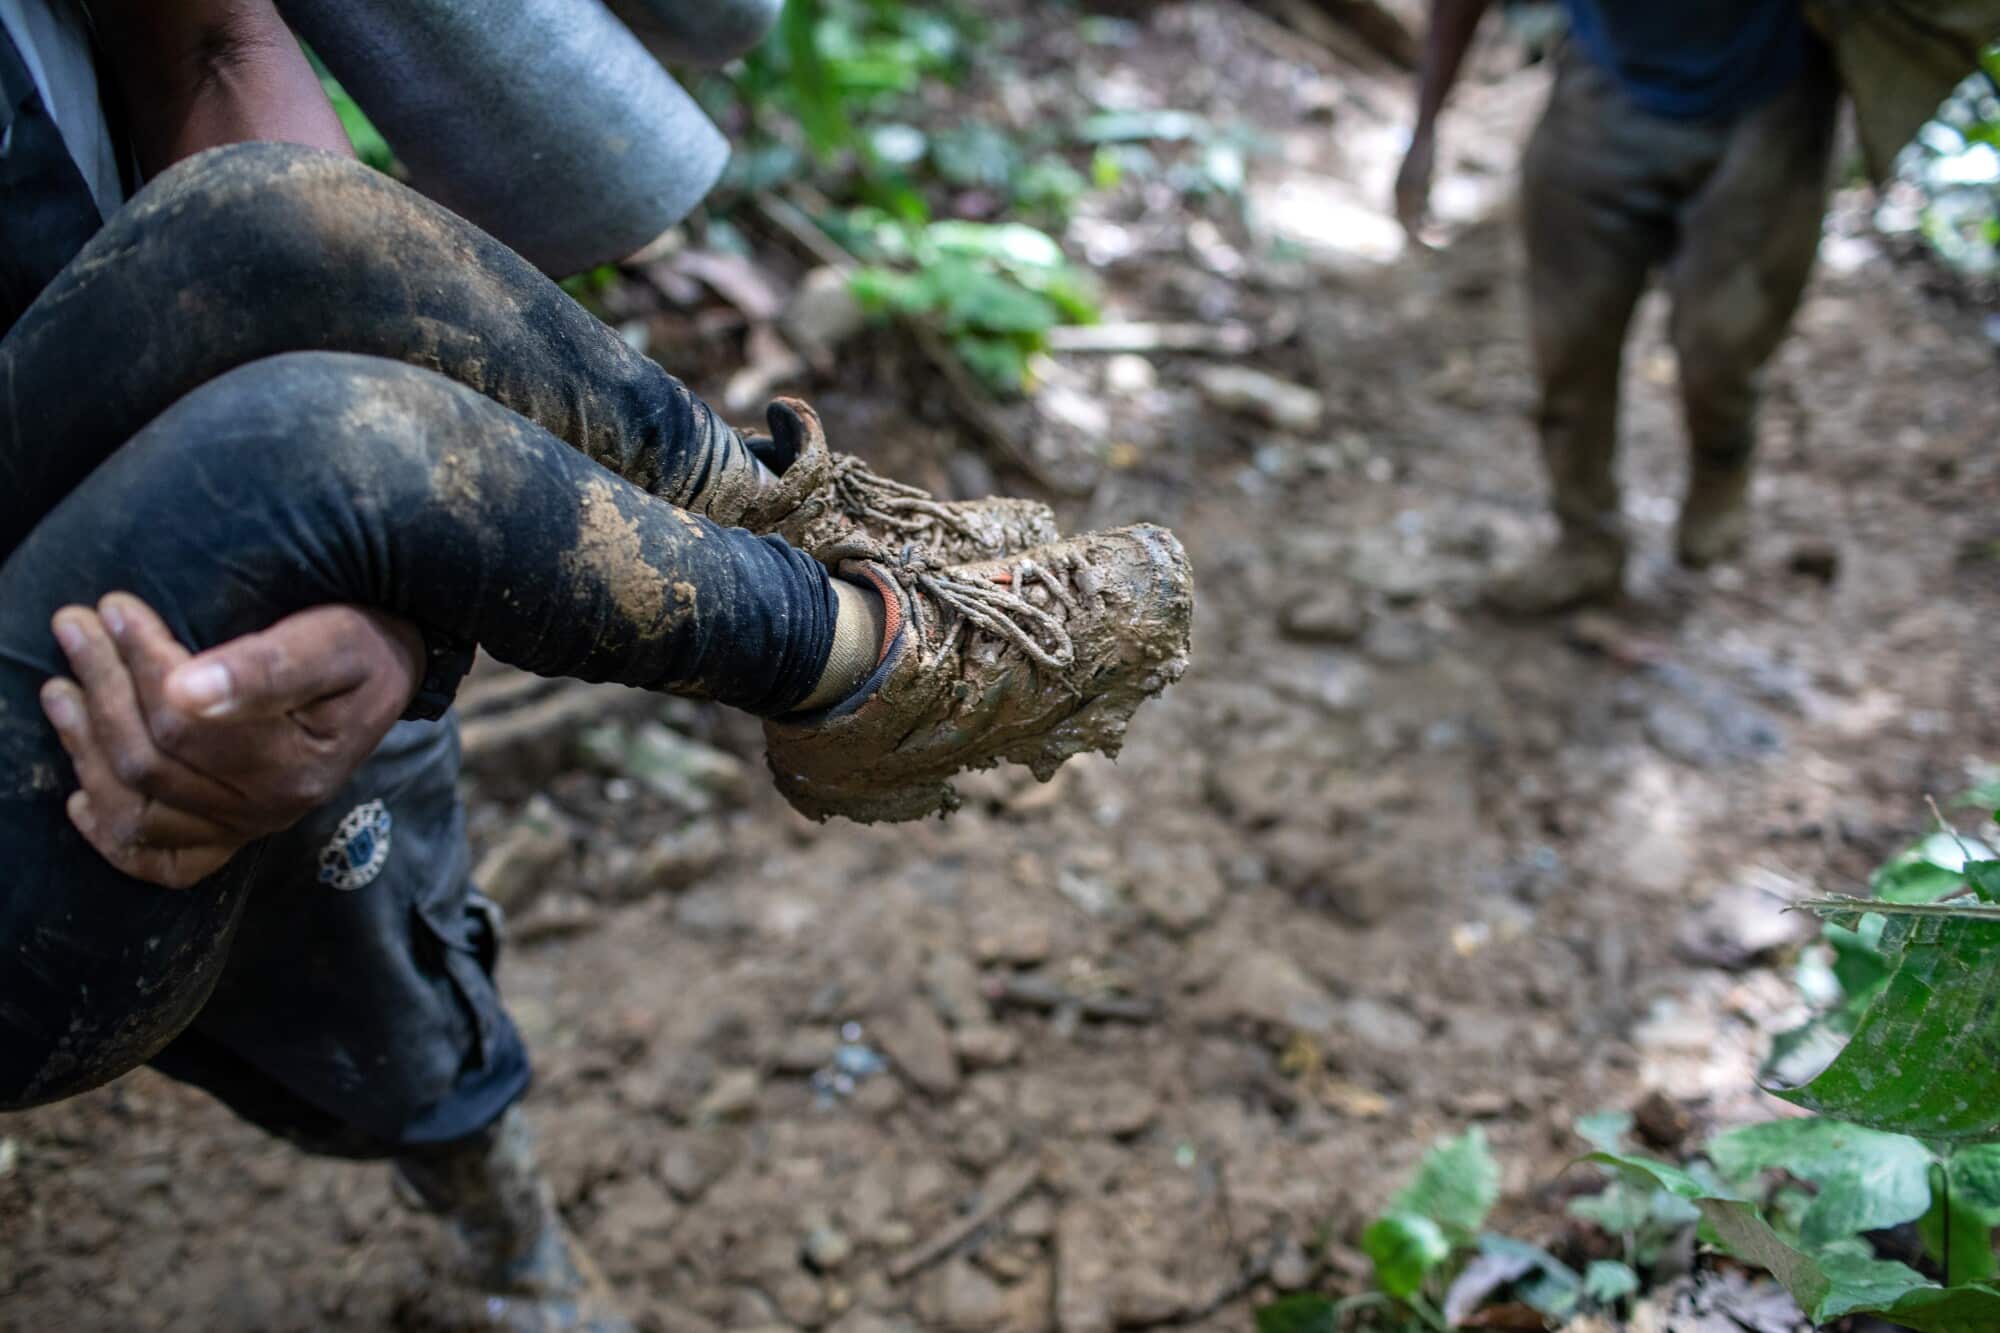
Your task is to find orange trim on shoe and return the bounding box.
[853,563,902,668]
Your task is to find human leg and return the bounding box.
[1487,54,1704,614]
[1667,49,1841,566]
[0,352,842,1109]
[0,141,1059,569]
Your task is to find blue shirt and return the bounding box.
[1564,0,1812,121]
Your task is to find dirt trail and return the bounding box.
[6,4,2000,1331]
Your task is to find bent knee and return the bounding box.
[125,142,392,271]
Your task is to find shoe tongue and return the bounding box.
[764,397,832,475]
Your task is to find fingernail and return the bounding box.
[53,615,85,656]
[176,662,235,717]
[99,598,126,637]
[41,685,80,732]
[68,792,94,833]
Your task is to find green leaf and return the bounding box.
[1773,915,2000,1141]
[950,334,1030,394]
[1253,1293,1339,1333]
[927,221,1066,268]
[1964,860,2000,903]
[1708,1120,1936,1247]
[1949,1145,2000,1219]
[932,122,1021,190]
[1586,1152,2000,1329]
[1390,1127,1501,1242]
[779,0,852,157]
[1575,1109,1634,1154]
[1361,1211,1451,1301]
[1583,1259,1640,1305]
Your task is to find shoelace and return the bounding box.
[827,455,988,545]
[826,538,1081,672]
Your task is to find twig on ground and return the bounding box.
[887,1159,1041,1280]
[985,972,1159,1023]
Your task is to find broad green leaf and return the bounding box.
[1568,1185,1651,1235]
[927,221,1066,269]
[1918,1176,1999,1285]
[1252,1293,1338,1333]
[1774,916,2000,1141]
[1948,1145,2000,1218]
[932,123,1020,190]
[1587,1152,2000,1329]
[1583,1259,1640,1304]
[1964,860,2000,903]
[1708,1120,1936,1247]
[1575,1110,1633,1154]
[1361,1211,1450,1300]
[780,0,851,156]
[1391,1127,1501,1241]
[940,268,1058,335]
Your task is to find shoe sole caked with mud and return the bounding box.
[762,523,1194,823]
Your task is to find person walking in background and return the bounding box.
[1395,0,1840,613]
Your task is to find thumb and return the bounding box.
[163,613,369,720]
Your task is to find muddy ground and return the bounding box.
[6,4,2000,1330]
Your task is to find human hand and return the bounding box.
[38,595,425,888]
[1393,126,1437,243]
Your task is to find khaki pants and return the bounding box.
[1520,42,1841,544]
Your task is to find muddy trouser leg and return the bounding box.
[0,140,770,562]
[1666,47,1840,500]
[0,352,839,1112]
[1520,53,1703,551]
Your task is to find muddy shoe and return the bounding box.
[1483,533,1626,616]
[738,398,1061,563]
[395,1108,633,1333]
[764,524,1194,823]
[1676,462,1752,568]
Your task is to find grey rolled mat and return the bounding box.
[279,0,730,276]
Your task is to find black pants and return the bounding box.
[0,144,837,1133]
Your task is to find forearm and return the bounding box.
[1412,0,1494,131]
[88,0,351,174]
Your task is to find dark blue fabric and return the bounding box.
[1562,0,1812,121]
[0,21,104,335]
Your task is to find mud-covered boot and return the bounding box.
[764,524,1194,823]
[737,398,1062,563]
[393,1107,632,1333]
[1676,460,1752,568]
[1484,530,1626,616]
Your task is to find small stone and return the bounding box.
[974,918,1053,966]
[594,1175,681,1238]
[927,1256,1010,1332]
[691,1067,761,1122]
[924,951,992,1029]
[1339,996,1426,1051]
[1010,1196,1056,1241]
[877,999,961,1097]
[802,1223,854,1274]
[1127,840,1225,933]
[1078,1082,1158,1139]
[952,1025,1022,1070]
[953,1117,1014,1170]
[774,1026,842,1075]
[1195,949,1338,1037]
[1104,353,1157,395]
[657,1137,732,1202]
[783,265,868,366]
[471,797,571,912]
[772,1272,827,1327]
[1279,587,1367,644]
[1360,615,1434,666]
[620,819,727,896]
[1194,364,1325,434]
